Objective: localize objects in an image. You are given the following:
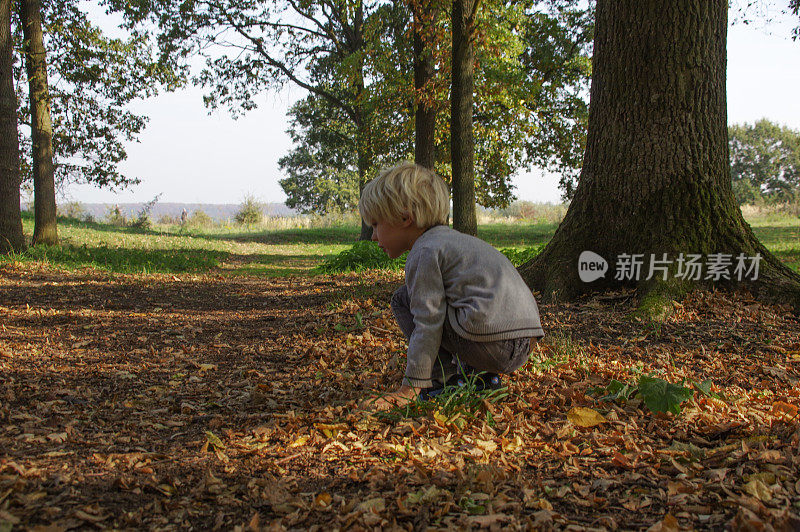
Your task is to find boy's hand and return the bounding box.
[363,384,421,411]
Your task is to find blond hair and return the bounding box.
[359,162,450,228]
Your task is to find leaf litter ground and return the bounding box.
[1,262,799,530]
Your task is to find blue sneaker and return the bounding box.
[471,372,502,391]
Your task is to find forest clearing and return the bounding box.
[1,212,799,530]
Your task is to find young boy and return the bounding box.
[359,162,545,410]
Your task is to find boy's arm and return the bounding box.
[403,248,447,389]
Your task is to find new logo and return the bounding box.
[578,251,608,282]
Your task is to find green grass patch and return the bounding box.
[4,244,223,273]
[7,210,798,277]
[316,241,407,273]
[374,373,509,426]
[500,244,545,266]
[748,215,800,273]
[478,222,558,247]
[317,240,544,274]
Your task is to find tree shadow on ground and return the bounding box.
[202,227,360,245]
[2,267,799,529]
[13,244,228,273]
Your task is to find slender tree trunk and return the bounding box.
[450,0,477,235]
[19,0,57,245]
[357,117,373,241]
[519,0,800,312]
[413,2,436,170]
[345,0,373,242]
[0,0,24,253]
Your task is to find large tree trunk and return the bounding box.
[519,0,800,312]
[0,0,24,253]
[412,1,436,170]
[20,0,57,246]
[450,0,478,235]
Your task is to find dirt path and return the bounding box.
[1,263,799,530]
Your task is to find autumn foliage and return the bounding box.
[1,264,799,529]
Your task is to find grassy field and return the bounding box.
[3,210,798,276]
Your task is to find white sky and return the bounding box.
[61,5,800,206]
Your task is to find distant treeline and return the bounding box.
[22,202,296,221]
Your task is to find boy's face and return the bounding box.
[371,217,416,259]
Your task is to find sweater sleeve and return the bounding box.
[403,247,447,388]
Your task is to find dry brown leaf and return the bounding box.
[743,479,773,502]
[646,513,679,532]
[567,407,606,428]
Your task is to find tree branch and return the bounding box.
[466,0,483,34]
[285,0,344,50]
[221,10,358,124]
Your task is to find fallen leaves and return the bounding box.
[567,406,607,427]
[1,268,799,530]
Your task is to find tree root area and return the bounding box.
[1,263,799,530]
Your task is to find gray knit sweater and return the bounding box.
[404,225,544,384]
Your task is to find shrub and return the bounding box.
[500,244,544,266]
[105,205,127,227]
[157,214,179,225]
[496,201,568,224]
[131,194,161,231]
[59,201,86,220]
[188,209,214,228]
[235,194,265,225]
[316,241,406,273]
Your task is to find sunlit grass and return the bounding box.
[747,212,800,272]
[5,208,799,276]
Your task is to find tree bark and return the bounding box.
[450,0,478,235]
[412,1,436,170]
[0,0,24,253]
[19,0,57,245]
[518,0,800,312]
[357,115,374,241]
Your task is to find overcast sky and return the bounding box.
[60,4,800,206]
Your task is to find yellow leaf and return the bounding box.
[744,479,773,502]
[314,492,332,507]
[356,497,385,514]
[406,486,441,505]
[47,432,68,443]
[204,431,226,450]
[475,439,498,453]
[290,436,309,448]
[567,407,607,428]
[771,401,798,419]
[198,363,217,372]
[747,472,777,485]
[155,484,175,496]
[501,435,523,452]
[314,423,347,439]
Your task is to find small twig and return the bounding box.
[275,452,303,465]
[369,326,398,335]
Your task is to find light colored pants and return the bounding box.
[391,285,534,388]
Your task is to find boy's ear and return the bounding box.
[401,214,415,228]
